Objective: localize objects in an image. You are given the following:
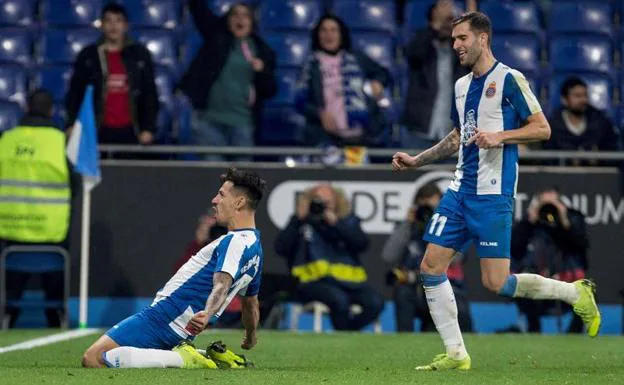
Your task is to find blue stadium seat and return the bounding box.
[268,67,298,106]
[154,66,174,107]
[258,106,302,146]
[352,32,395,69]
[156,102,172,143]
[492,34,540,75]
[258,0,322,33]
[548,73,612,112]
[133,29,177,68]
[549,1,612,37]
[0,28,31,64]
[549,36,612,74]
[120,0,179,29]
[33,65,73,102]
[333,0,396,34]
[0,64,27,105]
[0,100,22,132]
[206,0,236,16]
[182,30,202,72]
[479,1,540,35]
[264,32,310,68]
[42,0,103,27]
[0,0,36,26]
[39,28,100,64]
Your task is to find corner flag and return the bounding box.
[67,85,101,191]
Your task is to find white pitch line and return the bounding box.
[0,328,99,355]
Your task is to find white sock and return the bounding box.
[424,279,468,360]
[103,347,184,368]
[513,273,580,305]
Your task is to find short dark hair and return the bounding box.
[311,13,352,52]
[452,11,492,45]
[220,168,266,210]
[27,89,54,118]
[537,185,560,195]
[414,183,442,204]
[101,2,128,21]
[560,76,587,98]
[224,3,256,31]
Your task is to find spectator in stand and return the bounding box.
[295,14,391,149]
[402,0,468,149]
[544,76,621,166]
[178,0,277,161]
[65,3,159,148]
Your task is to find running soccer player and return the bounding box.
[81,168,266,369]
[392,12,600,371]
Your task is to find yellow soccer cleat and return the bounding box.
[173,342,218,369]
[572,279,601,337]
[206,341,254,369]
[415,353,471,371]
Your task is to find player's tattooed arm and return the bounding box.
[204,272,233,316]
[412,128,461,167]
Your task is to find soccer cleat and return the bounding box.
[206,341,254,369]
[173,342,218,369]
[572,279,601,337]
[415,353,471,371]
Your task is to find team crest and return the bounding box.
[485,81,496,98]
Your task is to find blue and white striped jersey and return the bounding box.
[148,228,263,339]
[448,62,541,196]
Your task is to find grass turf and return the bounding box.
[0,330,622,384]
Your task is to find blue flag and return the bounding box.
[66,85,101,191]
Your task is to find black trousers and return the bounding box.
[393,283,473,333]
[298,279,384,331]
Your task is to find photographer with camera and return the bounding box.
[275,184,384,331]
[382,183,472,332]
[510,186,589,333]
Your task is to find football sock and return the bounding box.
[102,347,184,368]
[498,273,580,305]
[422,273,468,360]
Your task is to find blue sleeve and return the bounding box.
[503,71,541,122]
[450,87,460,128]
[242,259,262,297]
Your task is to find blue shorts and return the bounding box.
[423,189,514,258]
[105,310,185,350]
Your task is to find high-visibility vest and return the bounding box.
[0,125,70,242]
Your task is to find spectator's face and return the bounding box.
[452,21,482,68]
[318,19,342,52]
[211,181,238,226]
[538,190,560,205]
[228,5,253,39]
[313,185,337,213]
[101,12,128,43]
[416,194,441,209]
[563,85,588,115]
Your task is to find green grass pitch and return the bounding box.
[0,330,622,384]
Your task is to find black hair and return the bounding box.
[414,183,442,205]
[560,76,587,98]
[220,168,266,210]
[27,89,54,118]
[537,186,560,195]
[224,2,256,33]
[101,2,128,21]
[452,11,492,46]
[311,13,351,52]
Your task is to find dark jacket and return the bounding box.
[295,50,391,147]
[65,39,159,135]
[544,106,621,152]
[402,27,467,134]
[178,0,277,127]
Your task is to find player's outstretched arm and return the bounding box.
[392,128,460,171]
[240,296,260,350]
[186,272,233,335]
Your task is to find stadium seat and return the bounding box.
[206,0,236,16]
[352,32,395,69]
[268,67,298,106]
[548,73,612,112]
[333,0,396,34]
[39,28,100,64]
[491,34,540,75]
[154,66,174,107]
[0,28,32,64]
[549,36,612,75]
[133,29,177,68]
[0,0,36,26]
[33,65,74,102]
[479,1,540,35]
[120,0,179,29]
[258,106,303,146]
[42,0,103,27]
[156,102,172,143]
[0,100,22,132]
[0,64,27,105]
[264,32,310,68]
[258,0,322,33]
[181,30,202,72]
[549,1,613,37]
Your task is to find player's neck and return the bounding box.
[471,51,496,78]
[228,213,256,231]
